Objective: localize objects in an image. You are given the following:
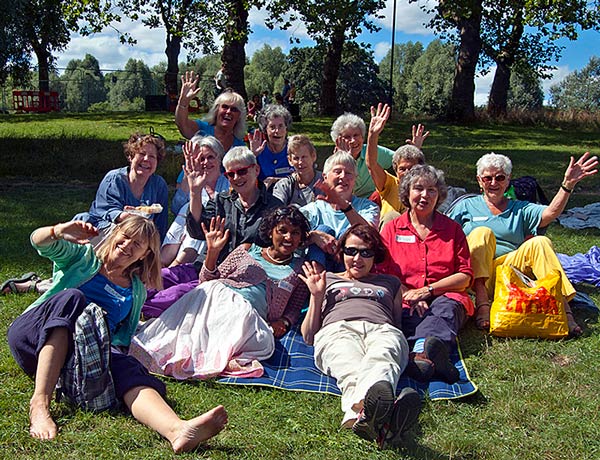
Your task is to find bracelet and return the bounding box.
[49,225,60,240]
[178,103,188,109]
[281,318,291,329]
[560,183,573,193]
[202,263,218,274]
[340,203,353,213]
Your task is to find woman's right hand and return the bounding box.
[299,261,326,296]
[179,71,200,103]
[184,140,209,193]
[201,216,230,253]
[54,221,99,245]
[248,129,267,156]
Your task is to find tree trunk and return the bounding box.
[320,28,345,116]
[164,34,182,96]
[221,0,248,100]
[488,60,511,116]
[31,44,51,92]
[440,0,483,122]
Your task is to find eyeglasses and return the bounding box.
[225,166,252,179]
[198,154,216,163]
[479,174,507,183]
[342,246,375,258]
[221,103,240,113]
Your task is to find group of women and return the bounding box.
[4,82,597,453]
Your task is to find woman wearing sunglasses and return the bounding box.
[175,72,247,151]
[448,152,597,334]
[300,224,421,448]
[380,165,472,384]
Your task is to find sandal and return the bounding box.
[475,303,491,331]
[1,273,40,295]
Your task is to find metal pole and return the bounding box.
[389,0,397,109]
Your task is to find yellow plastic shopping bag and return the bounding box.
[489,265,569,339]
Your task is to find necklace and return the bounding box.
[265,247,292,264]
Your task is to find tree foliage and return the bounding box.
[107,59,153,107]
[270,0,386,115]
[507,64,543,111]
[405,39,456,117]
[283,42,387,116]
[61,54,106,111]
[0,0,31,86]
[378,42,424,113]
[550,56,600,111]
[244,45,287,98]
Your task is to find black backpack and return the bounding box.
[508,176,549,204]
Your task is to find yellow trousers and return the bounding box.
[466,226,575,301]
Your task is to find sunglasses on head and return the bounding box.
[148,127,165,141]
[342,246,375,258]
[479,174,507,183]
[225,165,252,179]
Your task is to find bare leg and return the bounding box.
[473,278,491,330]
[123,386,228,453]
[30,327,69,440]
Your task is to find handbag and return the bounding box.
[489,265,569,339]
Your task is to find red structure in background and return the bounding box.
[12,91,60,113]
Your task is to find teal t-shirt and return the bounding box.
[448,194,545,257]
[228,244,294,320]
[353,144,394,198]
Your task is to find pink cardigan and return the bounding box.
[199,245,308,326]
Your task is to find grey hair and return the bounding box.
[257,104,293,133]
[287,134,316,157]
[222,146,257,170]
[476,152,512,176]
[323,151,357,175]
[189,134,225,162]
[392,145,426,170]
[330,112,366,142]
[399,164,448,210]
[206,90,248,140]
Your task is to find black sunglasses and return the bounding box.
[225,165,252,179]
[342,246,375,258]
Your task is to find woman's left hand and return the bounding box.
[403,287,430,303]
[563,152,598,188]
[270,319,288,338]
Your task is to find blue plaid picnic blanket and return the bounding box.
[218,324,478,401]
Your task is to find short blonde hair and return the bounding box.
[96,215,163,289]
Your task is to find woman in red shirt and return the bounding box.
[380,165,473,384]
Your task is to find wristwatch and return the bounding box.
[428,285,435,297]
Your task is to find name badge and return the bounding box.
[104,284,125,302]
[279,280,294,292]
[275,166,294,176]
[473,216,488,222]
[395,234,416,243]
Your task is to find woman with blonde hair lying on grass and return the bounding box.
[7,216,227,452]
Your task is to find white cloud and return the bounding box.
[474,68,494,107]
[372,0,435,35]
[374,41,391,61]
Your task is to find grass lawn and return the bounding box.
[0,112,599,460]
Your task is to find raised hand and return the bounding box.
[201,216,230,253]
[369,103,390,136]
[406,123,430,150]
[248,129,266,156]
[334,135,352,154]
[563,151,598,188]
[299,261,327,296]
[183,140,210,193]
[314,177,345,209]
[56,221,99,245]
[179,71,201,103]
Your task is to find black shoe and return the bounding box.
[404,352,435,382]
[424,336,459,384]
[378,387,422,449]
[352,380,395,441]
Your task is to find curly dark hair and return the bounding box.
[335,223,388,265]
[258,206,311,246]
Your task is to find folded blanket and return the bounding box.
[218,324,478,401]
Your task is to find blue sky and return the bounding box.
[52,1,599,105]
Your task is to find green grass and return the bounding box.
[0,112,599,459]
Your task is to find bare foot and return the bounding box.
[29,399,57,440]
[171,405,228,453]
